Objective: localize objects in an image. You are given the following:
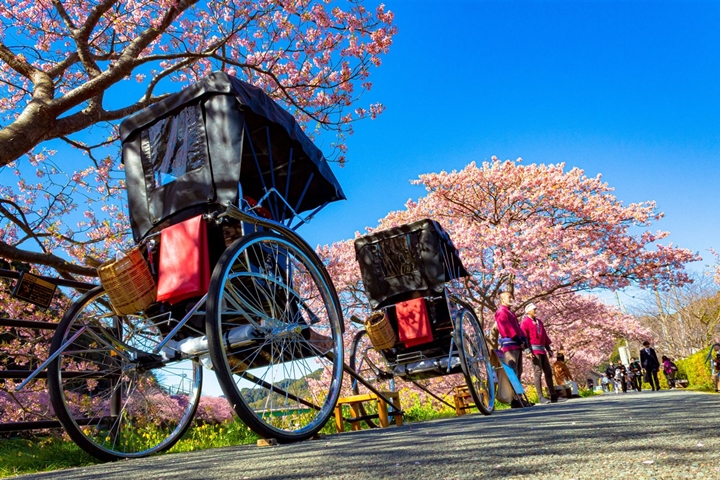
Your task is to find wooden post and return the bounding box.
[390,394,403,426]
[334,405,344,433]
[349,402,362,431]
[377,397,389,428]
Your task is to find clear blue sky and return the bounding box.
[301,1,720,280]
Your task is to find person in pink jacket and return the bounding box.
[494,290,527,409]
[520,303,562,404]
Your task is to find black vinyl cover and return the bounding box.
[120,71,346,242]
[354,219,469,310]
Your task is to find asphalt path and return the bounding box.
[13,390,720,479]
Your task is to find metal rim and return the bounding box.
[48,288,202,460]
[456,308,496,414]
[207,232,343,440]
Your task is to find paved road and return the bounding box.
[15,390,720,479]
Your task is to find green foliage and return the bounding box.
[169,420,260,453]
[0,436,100,478]
[400,391,456,423]
[675,346,714,391]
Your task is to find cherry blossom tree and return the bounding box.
[376,157,700,315]
[319,157,698,385]
[537,293,650,379]
[0,0,396,277]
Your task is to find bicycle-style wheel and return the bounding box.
[453,303,495,415]
[206,231,343,442]
[47,286,202,461]
[348,329,394,428]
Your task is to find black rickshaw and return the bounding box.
[44,72,346,460]
[348,219,496,426]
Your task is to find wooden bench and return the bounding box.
[334,392,403,432]
[453,385,475,416]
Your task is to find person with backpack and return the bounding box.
[661,355,678,389]
[628,357,643,392]
[614,363,629,393]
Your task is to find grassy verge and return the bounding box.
[0,421,262,478]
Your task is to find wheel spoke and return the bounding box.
[207,232,343,441]
[48,287,203,460]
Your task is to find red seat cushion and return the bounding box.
[396,297,433,347]
[156,215,210,304]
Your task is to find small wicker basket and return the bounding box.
[97,247,157,315]
[364,311,397,350]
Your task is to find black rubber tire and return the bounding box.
[206,231,344,442]
[47,286,202,461]
[453,303,496,415]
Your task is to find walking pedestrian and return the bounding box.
[605,362,616,392]
[710,343,720,393]
[494,289,527,408]
[640,341,661,391]
[629,357,642,392]
[520,303,563,404]
[614,364,628,393]
[661,355,678,389]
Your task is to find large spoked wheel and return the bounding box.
[348,329,394,428]
[47,287,202,461]
[453,303,496,415]
[206,231,344,442]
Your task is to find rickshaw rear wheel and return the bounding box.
[47,286,203,461]
[453,302,496,415]
[348,328,394,428]
[206,231,344,442]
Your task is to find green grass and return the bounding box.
[0,436,101,478]
[0,421,262,478]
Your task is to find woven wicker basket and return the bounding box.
[97,247,157,315]
[365,311,397,350]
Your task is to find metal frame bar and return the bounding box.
[264,126,279,220]
[283,147,294,223]
[410,380,456,410]
[152,294,207,354]
[15,326,86,391]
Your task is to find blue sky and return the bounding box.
[301,1,720,283]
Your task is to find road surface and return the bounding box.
[14,390,720,479]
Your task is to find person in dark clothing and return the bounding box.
[586,378,594,391]
[604,362,616,391]
[640,341,661,391]
[605,362,616,379]
[629,357,642,392]
[614,364,628,393]
[711,343,720,393]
